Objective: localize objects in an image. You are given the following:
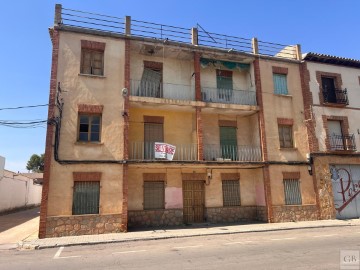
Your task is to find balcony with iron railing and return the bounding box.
[129,142,198,161]
[130,80,195,101]
[330,134,356,151]
[323,88,349,105]
[201,87,257,106]
[204,144,262,162]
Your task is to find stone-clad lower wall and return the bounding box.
[46,214,124,237]
[206,206,259,223]
[256,206,268,222]
[272,205,318,223]
[128,209,183,228]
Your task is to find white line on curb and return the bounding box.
[271,237,296,241]
[313,234,337,238]
[112,250,147,255]
[173,245,203,249]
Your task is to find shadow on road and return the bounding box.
[0,207,40,233]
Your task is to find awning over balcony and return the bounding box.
[200,58,250,71]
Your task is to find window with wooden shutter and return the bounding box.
[278,125,293,148]
[143,181,165,210]
[222,180,240,206]
[72,181,100,215]
[217,70,233,101]
[81,49,104,76]
[144,122,164,159]
[78,114,101,142]
[220,126,238,160]
[273,74,288,95]
[283,179,302,205]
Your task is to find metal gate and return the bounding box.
[330,164,360,219]
[183,181,204,224]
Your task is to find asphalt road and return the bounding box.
[1,226,359,270]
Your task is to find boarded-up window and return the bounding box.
[283,179,302,205]
[72,181,100,215]
[222,180,240,206]
[278,125,293,148]
[78,114,101,142]
[81,50,104,76]
[273,74,288,95]
[144,181,165,210]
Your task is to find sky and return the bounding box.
[1,0,360,172]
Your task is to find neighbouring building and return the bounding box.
[302,53,360,220]
[40,4,324,238]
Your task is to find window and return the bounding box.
[81,49,104,76]
[283,179,302,205]
[273,74,288,95]
[144,117,164,159]
[72,181,100,215]
[220,126,238,160]
[143,181,165,210]
[217,70,233,101]
[138,62,163,98]
[78,114,101,142]
[278,125,293,148]
[222,180,240,206]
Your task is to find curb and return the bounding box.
[19,222,359,250]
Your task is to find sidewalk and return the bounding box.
[20,218,360,250]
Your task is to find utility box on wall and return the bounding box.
[0,156,5,179]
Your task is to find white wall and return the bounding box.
[0,170,42,213]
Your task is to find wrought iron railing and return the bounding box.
[56,6,299,60]
[130,80,195,101]
[204,144,262,162]
[129,142,198,161]
[330,134,356,151]
[323,88,349,105]
[201,87,257,106]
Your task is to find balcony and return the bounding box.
[330,134,356,151]
[129,142,198,161]
[204,144,262,162]
[131,80,195,101]
[201,87,257,106]
[322,88,348,105]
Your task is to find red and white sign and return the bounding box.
[154,142,176,160]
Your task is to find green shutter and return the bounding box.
[273,74,288,95]
[72,181,100,215]
[220,127,237,160]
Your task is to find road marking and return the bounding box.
[112,250,147,255]
[224,241,253,245]
[53,247,81,259]
[173,245,203,249]
[271,237,296,241]
[313,234,337,238]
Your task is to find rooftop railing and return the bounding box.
[54,4,301,60]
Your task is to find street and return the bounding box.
[0,226,359,269]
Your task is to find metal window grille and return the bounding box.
[222,180,240,206]
[273,74,288,95]
[72,181,100,215]
[143,181,165,210]
[278,125,293,148]
[283,179,302,205]
[78,114,101,142]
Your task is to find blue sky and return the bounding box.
[1,1,360,172]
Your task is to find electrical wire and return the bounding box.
[0,104,48,111]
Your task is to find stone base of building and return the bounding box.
[128,209,183,228]
[256,206,268,222]
[45,214,124,237]
[272,205,318,223]
[206,206,260,223]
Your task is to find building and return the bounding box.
[40,4,319,238]
[302,53,360,220]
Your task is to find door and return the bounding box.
[328,120,344,150]
[331,165,360,219]
[322,77,336,103]
[220,126,238,160]
[144,123,163,159]
[183,181,204,224]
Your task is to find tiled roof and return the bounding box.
[303,52,360,68]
